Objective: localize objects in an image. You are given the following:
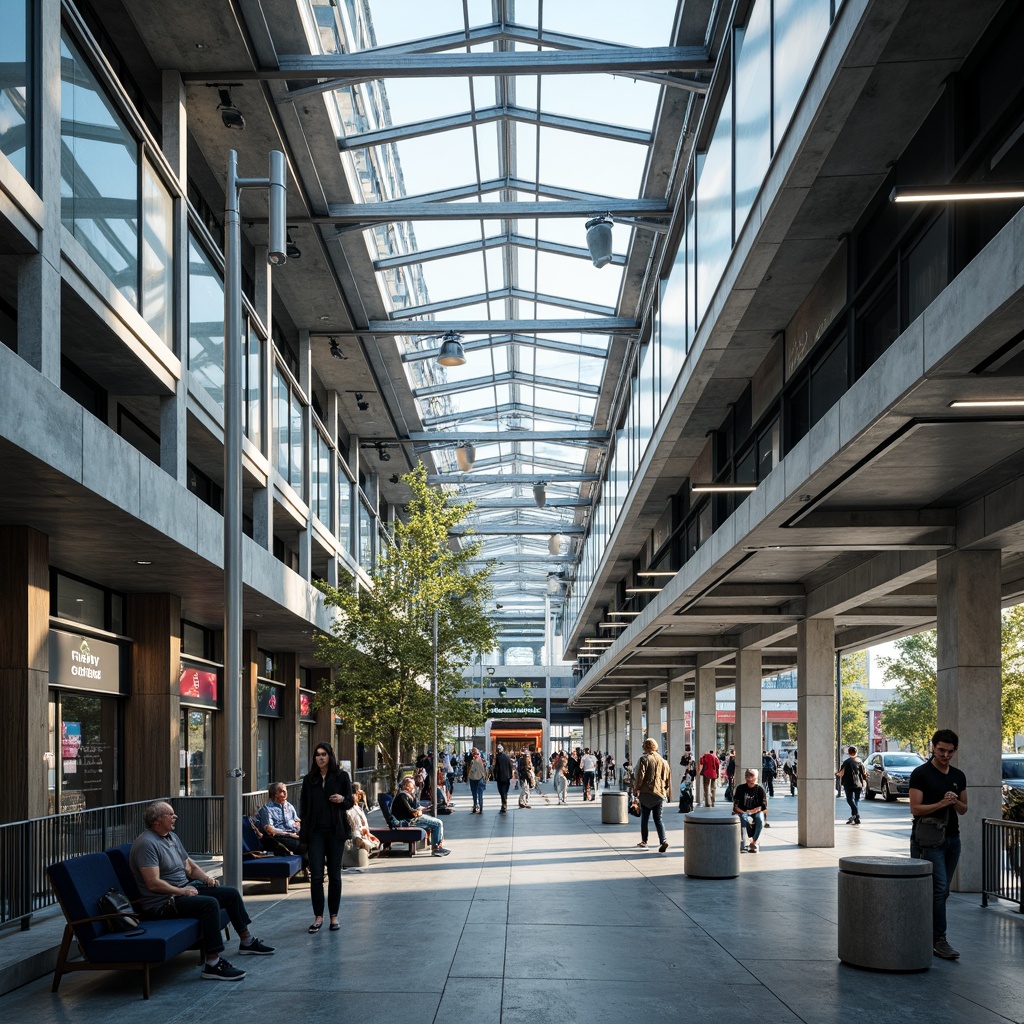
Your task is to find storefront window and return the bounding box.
[50,690,121,813]
[257,718,275,790]
[179,707,215,796]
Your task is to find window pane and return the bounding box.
[773,0,831,148]
[734,2,772,233]
[246,327,262,450]
[289,388,304,494]
[141,160,173,347]
[61,34,139,305]
[337,467,352,551]
[188,236,225,403]
[359,500,373,571]
[273,366,289,479]
[0,0,29,178]
[695,88,732,328]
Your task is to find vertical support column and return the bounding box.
[159,71,188,484]
[797,618,835,848]
[629,694,644,760]
[695,666,716,765]
[18,0,62,383]
[0,527,50,822]
[612,705,626,787]
[278,652,301,784]
[645,683,657,745]
[125,594,183,801]
[936,549,1002,891]
[735,649,762,784]
[667,677,685,769]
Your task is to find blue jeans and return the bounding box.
[469,777,486,809]
[739,811,764,845]
[910,836,961,940]
[402,813,443,848]
[843,787,861,819]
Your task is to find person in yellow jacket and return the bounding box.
[632,738,672,853]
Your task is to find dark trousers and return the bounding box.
[910,836,961,940]
[762,769,775,797]
[145,883,249,957]
[308,828,343,917]
[262,832,303,857]
[496,780,511,808]
[639,797,666,844]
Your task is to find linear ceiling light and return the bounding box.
[625,586,663,594]
[436,331,467,367]
[948,399,1024,408]
[890,184,1024,203]
[638,571,676,577]
[599,622,629,628]
[455,443,476,471]
[691,483,757,493]
[607,611,640,617]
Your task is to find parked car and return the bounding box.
[1003,753,1024,791]
[864,751,925,801]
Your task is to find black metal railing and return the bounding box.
[981,817,1024,912]
[0,786,299,930]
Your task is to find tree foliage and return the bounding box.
[313,464,497,792]
[879,608,1024,750]
[839,651,869,750]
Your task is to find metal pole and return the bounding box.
[432,608,439,819]
[223,150,243,891]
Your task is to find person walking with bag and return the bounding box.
[909,729,968,960]
[299,743,352,934]
[698,748,720,808]
[835,746,866,825]
[467,747,488,813]
[633,738,672,853]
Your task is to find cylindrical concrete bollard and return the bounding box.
[838,856,933,971]
[683,810,740,878]
[343,843,370,869]
[601,790,628,824]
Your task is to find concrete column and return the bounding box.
[18,0,62,383]
[735,649,762,782]
[936,550,1002,892]
[612,705,626,785]
[667,677,685,768]
[0,527,50,823]
[695,666,717,762]
[629,694,644,760]
[646,683,659,746]
[797,618,836,848]
[583,716,592,750]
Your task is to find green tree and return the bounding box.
[879,607,1024,750]
[313,463,497,793]
[839,651,869,750]
[878,631,937,754]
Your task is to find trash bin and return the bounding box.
[838,856,932,971]
[601,791,628,824]
[683,810,740,878]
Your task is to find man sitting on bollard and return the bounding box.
[732,769,769,852]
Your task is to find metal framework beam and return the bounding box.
[340,105,650,150]
[326,198,669,223]
[369,318,638,335]
[190,46,713,84]
[431,472,599,483]
[402,334,611,362]
[422,402,594,428]
[405,430,609,443]
[398,287,616,320]
[413,370,601,400]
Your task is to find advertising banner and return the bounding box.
[179,661,219,708]
[49,630,125,695]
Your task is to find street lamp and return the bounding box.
[223,149,286,891]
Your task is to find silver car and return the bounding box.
[864,751,925,801]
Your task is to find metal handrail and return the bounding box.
[0,786,298,930]
[980,816,1024,913]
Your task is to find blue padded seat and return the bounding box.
[105,843,229,932]
[47,852,203,998]
[241,818,302,890]
[371,794,427,856]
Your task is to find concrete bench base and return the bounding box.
[683,810,740,878]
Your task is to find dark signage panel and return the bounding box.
[257,681,284,718]
[179,661,220,709]
[485,699,546,719]
[49,630,125,695]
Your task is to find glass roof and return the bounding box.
[335,0,677,635]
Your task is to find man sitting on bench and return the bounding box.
[390,776,452,858]
[256,782,302,856]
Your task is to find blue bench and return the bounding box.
[371,794,427,856]
[242,817,303,891]
[48,852,207,999]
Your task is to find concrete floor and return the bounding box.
[1,784,1022,1023]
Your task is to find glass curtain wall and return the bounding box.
[0,0,30,179]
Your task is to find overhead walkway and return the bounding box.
[1,787,1021,1022]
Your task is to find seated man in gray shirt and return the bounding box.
[130,801,275,982]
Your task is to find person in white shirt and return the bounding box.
[580,748,598,801]
[346,783,381,856]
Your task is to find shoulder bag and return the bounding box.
[915,814,947,848]
[97,887,141,931]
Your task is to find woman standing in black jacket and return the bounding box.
[299,743,352,933]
